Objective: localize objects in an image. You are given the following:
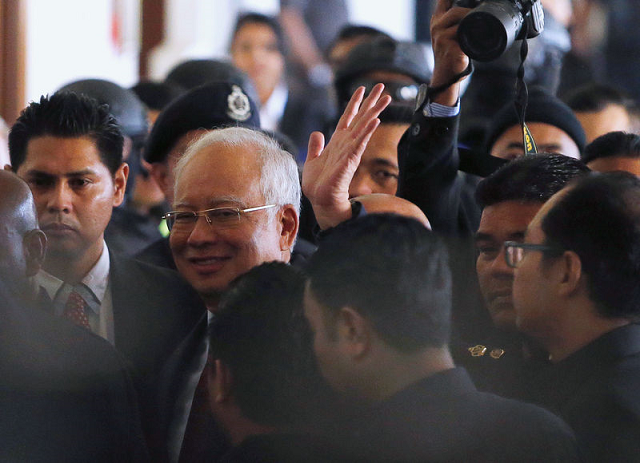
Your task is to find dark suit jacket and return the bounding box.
[525,324,640,462]
[327,367,580,462]
[0,282,148,462]
[108,252,206,447]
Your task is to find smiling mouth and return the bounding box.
[187,256,232,272]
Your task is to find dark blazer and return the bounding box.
[525,324,640,462]
[108,252,206,445]
[0,282,148,462]
[328,367,580,462]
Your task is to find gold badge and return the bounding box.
[468,345,487,357]
[490,348,505,359]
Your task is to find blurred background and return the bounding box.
[1,0,638,124]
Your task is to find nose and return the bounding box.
[185,214,220,247]
[47,182,73,214]
[349,170,374,198]
[489,244,514,277]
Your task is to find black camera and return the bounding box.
[454,0,544,62]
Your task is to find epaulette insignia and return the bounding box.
[468,345,487,357]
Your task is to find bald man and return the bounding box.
[354,194,431,229]
[0,170,147,461]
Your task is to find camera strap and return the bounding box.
[514,17,538,156]
[416,61,475,113]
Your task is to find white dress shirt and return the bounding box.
[36,242,115,343]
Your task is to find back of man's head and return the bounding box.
[476,154,590,209]
[9,92,124,175]
[308,214,451,351]
[209,262,327,428]
[542,172,640,320]
[0,170,45,299]
[582,131,640,164]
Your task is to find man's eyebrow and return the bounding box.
[475,231,526,242]
[538,143,562,152]
[474,232,495,242]
[23,168,96,177]
[370,158,399,169]
[506,142,525,150]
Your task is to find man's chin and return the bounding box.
[489,304,518,331]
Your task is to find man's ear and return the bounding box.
[278,205,299,252]
[209,358,233,404]
[23,229,47,277]
[557,250,582,298]
[4,164,11,171]
[112,162,129,207]
[337,306,371,359]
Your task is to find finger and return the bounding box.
[350,93,392,137]
[306,131,326,161]
[348,118,381,161]
[336,86,366,131]
[349,83,385,127]
[433,0,454,17]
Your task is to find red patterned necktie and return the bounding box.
[62,290,91,329]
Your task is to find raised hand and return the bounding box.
[302,83,391,229]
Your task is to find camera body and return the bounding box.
[454,0,544,62]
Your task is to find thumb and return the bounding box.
[306,131,326,162]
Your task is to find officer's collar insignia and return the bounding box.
[468,345,487,357]
[490,348,505,359]
[227,85,251,122]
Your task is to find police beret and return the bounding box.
[144,82,260,163]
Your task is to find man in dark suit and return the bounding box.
[0,169,147,461]
[206,262,334,462]
[158,86,390,462]
[511,171,640,461]
[8,92,205,451]
[304,214,581,462]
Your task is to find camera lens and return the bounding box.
[457,1,524,61]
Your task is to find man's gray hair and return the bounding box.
[174,127,301,215]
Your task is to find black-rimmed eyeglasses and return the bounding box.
[504,241,564,268]
[163,204,277,232]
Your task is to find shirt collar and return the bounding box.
[259,82,288,131]
[36,242,111,313]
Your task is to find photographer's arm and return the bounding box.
[396,0,475,236]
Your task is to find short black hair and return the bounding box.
[582,131,640,164]
[308,214,452,351]
[209,262,329,428]
[476,154,590,209]
[565,82,639,114]
[9,92,124,175]
[231,12,287,56]
[541,172,640,321]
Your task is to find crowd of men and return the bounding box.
[2,0,640,461]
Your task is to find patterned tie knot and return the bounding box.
[63,289,91,329]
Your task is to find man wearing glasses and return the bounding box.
[463,155,588,395]
[509,171,640,462]
[158,85,390,462]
